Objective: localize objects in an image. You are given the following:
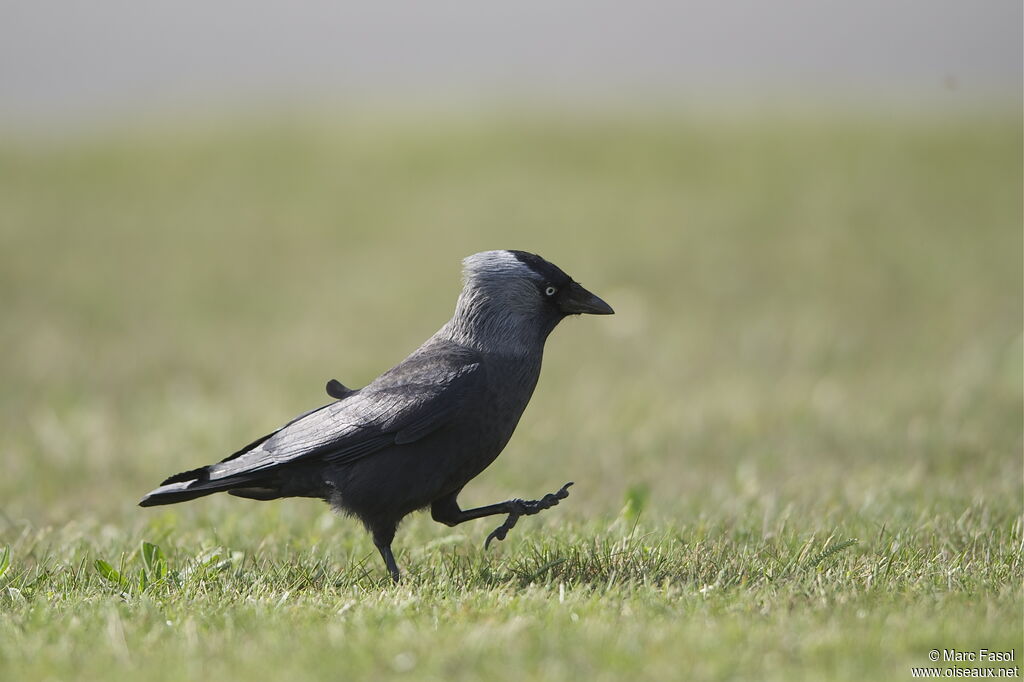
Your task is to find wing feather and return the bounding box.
[206,343,483,481]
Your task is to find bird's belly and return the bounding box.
[325,408,523,522]
[326,367,538,525]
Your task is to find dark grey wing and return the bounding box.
[206,344,484,481]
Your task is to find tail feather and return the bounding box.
[139,480,218,507]
[139,472,274,507]
[160,465,210,486]
[142,431,282,507]
[228,487,283,501]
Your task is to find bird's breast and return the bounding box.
[443,355,542,477]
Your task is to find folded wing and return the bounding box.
[139,342,483,506]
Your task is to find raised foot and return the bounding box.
[484,482,574,550]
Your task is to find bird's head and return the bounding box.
[447,250,613,353]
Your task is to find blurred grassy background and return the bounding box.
[0,111,1020,680]
[2,112,1019,522]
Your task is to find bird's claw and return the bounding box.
[483,482,574,550]
[484,513,519,549]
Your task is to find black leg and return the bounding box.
[430,482,574,549]
[372,528,401,583]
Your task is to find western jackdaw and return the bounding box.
[140,250,613,582]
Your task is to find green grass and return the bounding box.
[0,111,1021,681]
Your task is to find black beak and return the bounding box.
[558,281,614,315]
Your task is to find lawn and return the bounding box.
[0,111,1020,681]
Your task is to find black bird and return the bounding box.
[140,250,613,582]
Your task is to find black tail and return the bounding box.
[139,430,281,507]
[139,478,226,507]
[138,466,275,507]
[139,482,221,506]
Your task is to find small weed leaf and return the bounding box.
[807,538,859,568]
[94,559,126,586]
[0,545,10,581]
[141,541,168,579]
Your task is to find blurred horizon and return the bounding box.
[2,0,1021,133]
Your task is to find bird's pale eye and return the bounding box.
[544,286,557,297]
